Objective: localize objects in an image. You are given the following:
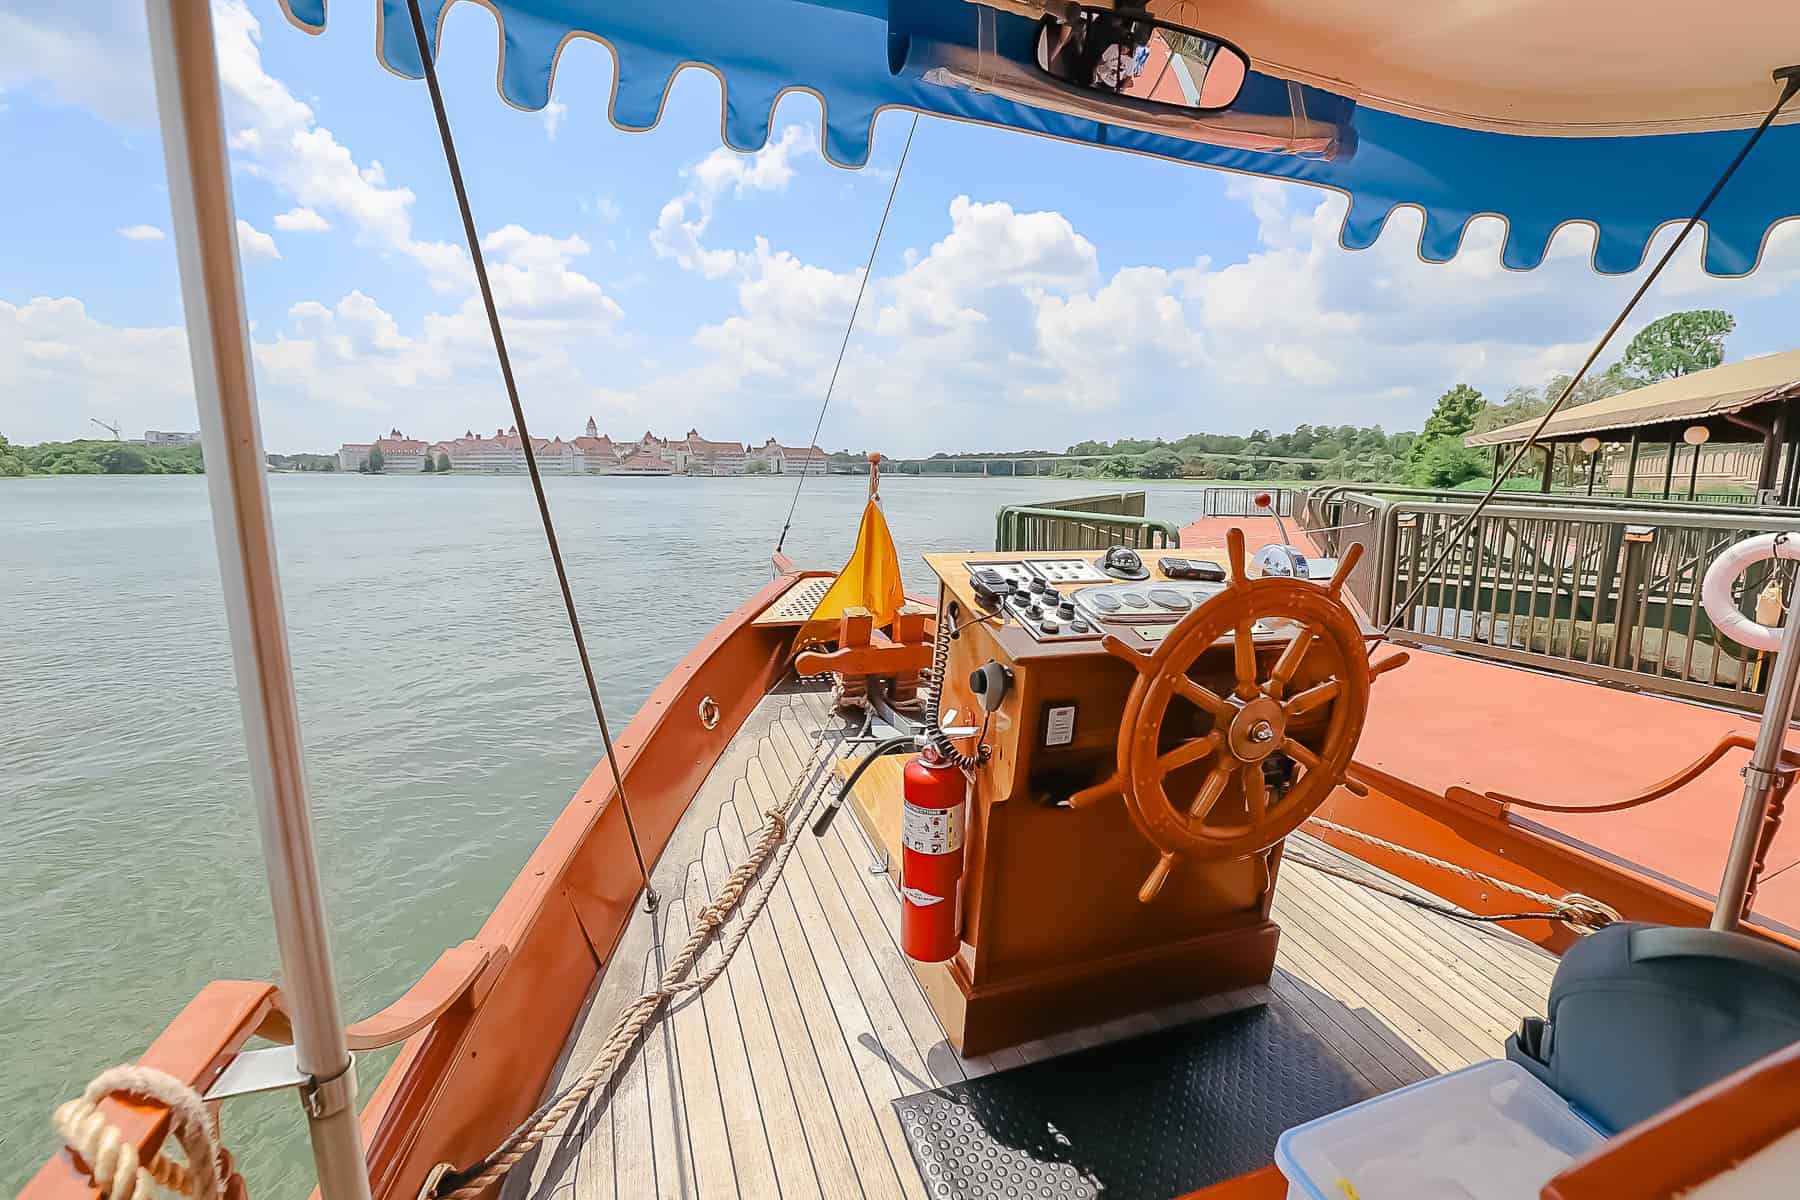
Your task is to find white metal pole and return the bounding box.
[143,3,372,1196]
[1713,605,1800,931]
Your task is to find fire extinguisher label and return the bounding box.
[902,800,964,856]
[901,886,947,907]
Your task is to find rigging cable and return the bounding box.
[774,114,921,558]
[403,0,655,907]
[1375,68,1800,649]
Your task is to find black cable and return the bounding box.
[813,735,914,836]
[1377,70,1800,646]
[403,0,655,907]
[775,114,921,556]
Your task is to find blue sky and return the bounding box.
[4,1,1800,455]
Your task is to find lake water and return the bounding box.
[1,471,1215,1194]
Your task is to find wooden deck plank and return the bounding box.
[663,895,740,1199]
[716,794,864,1200]
[573,1066,614,1200]
[722,788,899,1199]
[772,713,968,1089]
[747,747,927,1200]
[686,858,781,1199]
[638,951,690,1200]
[609,979,657,1200]
[699,825,825,1200]
[752,744,936,1194]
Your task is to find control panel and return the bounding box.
[965,553,1298,643]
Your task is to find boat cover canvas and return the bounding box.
[278,0,1800,278]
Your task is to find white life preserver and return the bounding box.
[1701,533,1800,652]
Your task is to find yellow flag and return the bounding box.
[809,497,904,630]
[806,453,904,635]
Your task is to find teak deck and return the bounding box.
[505,684,1557,1200]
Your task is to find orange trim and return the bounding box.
[1173,1165,1290,1199]
[1543,1041,1800,1200]
[22,982,279,1200]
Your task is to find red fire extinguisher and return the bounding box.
[900,748,967,963]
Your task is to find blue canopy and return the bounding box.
[281,0,1800,277]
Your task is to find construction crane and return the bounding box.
[89,418,121,440]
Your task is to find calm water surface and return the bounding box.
[0,472,1211,1193]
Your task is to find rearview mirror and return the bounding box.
[1036,7,1248,112]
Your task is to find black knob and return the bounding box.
[1057,600,1075,619]
[1029,578,1047,594]
[1043,586,1061,603]
[1027,603,1042,619]
[968,668,987,694]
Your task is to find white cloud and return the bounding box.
[0,1,154,126]
[235,218,281,262]
[0,296,194,442]
[541,99,567,139]
[273,206,332,234]
[117,224,164,242]
[209,0,467,289]
[594,194,621,223]
[652,124,815,278]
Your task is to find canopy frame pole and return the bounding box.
[1539,443,1555,492]
[1714,601,1800,930]
[144,4,370,1197]
[1624,430,1642,498]
[1587,447,1600,495]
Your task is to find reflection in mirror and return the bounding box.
[1036,8,1248,112]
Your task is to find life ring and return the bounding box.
[697,696,721,730]
[1701,533,1800,652]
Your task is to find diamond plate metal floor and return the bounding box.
[893,1003,1374,1200]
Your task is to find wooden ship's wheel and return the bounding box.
[1072,529,1406,902]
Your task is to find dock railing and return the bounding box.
[1301,485,1800,710]
[1201,486,1296,517]
[995,491,1182,551]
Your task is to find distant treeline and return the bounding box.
[0,435,203,477]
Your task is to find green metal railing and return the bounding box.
[1301,485,1800,710]
[994,498,1181,552]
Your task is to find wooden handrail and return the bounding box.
[23,982,279,1200]
[253,941,504,1052]
[1543,1040,1800,1199]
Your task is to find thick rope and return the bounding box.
[1304,817,1619,933]
[1286,849,1579,928]
[52,1065,225,1200]
[433,730,837,1199]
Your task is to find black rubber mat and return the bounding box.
[893,1003,1375,1199]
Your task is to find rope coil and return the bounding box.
[52,1066,225,1200]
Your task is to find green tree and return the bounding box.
[744,458,771,475]
[436,453,450,473]
[1412,439,1487,488]
[1405,383,1484,483]
[100,444,149,474]
[1620,310,1735,382]
[421,453,435,473]
[1136,447,1183,478]
[0,432,25,477]
[367,445,385,473]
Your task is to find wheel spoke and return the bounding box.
[1244,764,1269,824]
[1186,762,1234,823]
[1155,733,1220,778]
[1285,678,1340,719]
[1173,675,1229,717]
[1266,624,1317,697]
[1139,851,1179,904]
[1233,619,1259,699]
[1281,736,1323,774]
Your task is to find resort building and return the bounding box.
[671,429,749,475]
[144,430,201,446]
[750,437,830,475]
[334,421,799,476]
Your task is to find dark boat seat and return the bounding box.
[1506,921,1800,1133]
